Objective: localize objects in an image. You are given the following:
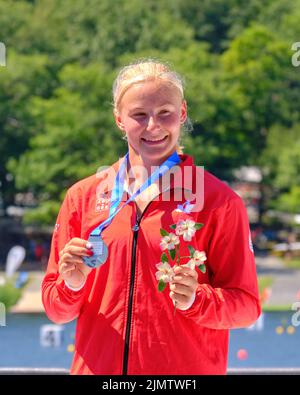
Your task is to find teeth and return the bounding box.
[143,136,167,142]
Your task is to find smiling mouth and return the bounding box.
[141,136,168,145]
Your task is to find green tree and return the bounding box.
[8,62,124,224]
[0,1,32,48]
[0,50,51,212]
[222,24,300,153]
[2,0,300,225]
[10,0,193,67]
[261,124,300,214]
[257,0,300,41]
[177,0,275,52]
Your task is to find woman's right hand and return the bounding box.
[58,238,94,289]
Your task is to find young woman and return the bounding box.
[42,60,261,375]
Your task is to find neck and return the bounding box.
[127,149,176,181]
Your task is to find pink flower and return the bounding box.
[160,233,180,251]
[155,262,175,283]
[175,219,196,241]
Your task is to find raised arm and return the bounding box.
[41,190,89,324]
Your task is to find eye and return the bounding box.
[159,110,171,116]
[132,112,147,118]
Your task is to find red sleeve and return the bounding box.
[180,196,261,329]
[41,189,86,324]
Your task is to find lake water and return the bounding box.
[0,312,299,369]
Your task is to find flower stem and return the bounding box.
[166,249,172,263]
[176,244,180,265]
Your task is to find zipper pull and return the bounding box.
[132,222,139,232]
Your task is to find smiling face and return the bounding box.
[114,79,187,168]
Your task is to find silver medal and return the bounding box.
[83,234,108,269]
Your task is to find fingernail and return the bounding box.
[87,250,94,256]
[86,242,93,249]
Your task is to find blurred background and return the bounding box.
[0,0,300,373]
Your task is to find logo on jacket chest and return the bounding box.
[95,194,110,212]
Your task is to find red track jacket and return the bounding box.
[42,154,261,375]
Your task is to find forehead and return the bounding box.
[119,80,182,110]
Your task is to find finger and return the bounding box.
[73,259,93,276]
[172,274,198,287]
[169,291,191,305]
[63,253,92,275]
[66,238,91,249]
[63,246,94,257]
[76,265,89,280]
[174,266,198,279]
[59,262,76,275]
[172,272,198,287]
[60,253,84,266]
[169,283,195,298]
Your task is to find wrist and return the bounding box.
[64,278,86,292]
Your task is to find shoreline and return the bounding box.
[2,254,300,314]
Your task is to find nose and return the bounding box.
[146,115,160,131]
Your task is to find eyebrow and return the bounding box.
[128,107,144,112]
[128,103,176,112]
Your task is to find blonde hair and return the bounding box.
[112,59,186,153]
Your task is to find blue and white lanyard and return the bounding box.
[91,151,181,236]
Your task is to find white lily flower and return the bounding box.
[160,233,180,251]
[155,262,175,283]
[183,251,207,270]
[175,219,196,241]
[182,259,196,270]
[194,250,207,263]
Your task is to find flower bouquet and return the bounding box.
[155,218,207,293]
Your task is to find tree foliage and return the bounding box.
[0,0,299,223]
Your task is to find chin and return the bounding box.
[143,149,176,163]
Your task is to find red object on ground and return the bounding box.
[237,349,248,360]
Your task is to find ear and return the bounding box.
[180,100,187,124]
[114,109,125,131]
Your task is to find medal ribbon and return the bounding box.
[91,151,181,236]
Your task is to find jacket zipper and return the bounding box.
[122,186,182,374]
[122,202,152,375]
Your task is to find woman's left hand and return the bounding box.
[169,265,198,310]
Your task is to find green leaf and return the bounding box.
[169,224,177,230]
[195,223,204,230]
[198,264,206,274]
[188,245,195,257]
[160,228,169,237]
[161,252,168,263]
[158,279,167,292]
[169,248,176,261]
